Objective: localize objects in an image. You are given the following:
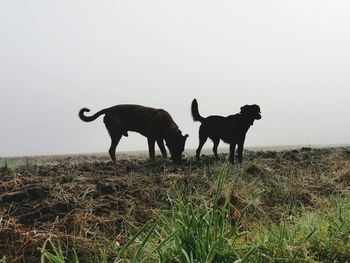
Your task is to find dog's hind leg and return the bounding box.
[196,131,208,161]
[148,138,156,161]
[104,118,122,165]
[212,138,220,160]
[108,134,122,165]
[157,139,167,159]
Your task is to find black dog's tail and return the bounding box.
[79,108,107,122]
[191,99,204,122]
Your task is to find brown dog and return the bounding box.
[191,99,261,164]
[79,104,188,165]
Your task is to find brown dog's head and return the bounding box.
[240,104,262,124]
[165,130,189,164]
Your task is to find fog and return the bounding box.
[1,0,349,157]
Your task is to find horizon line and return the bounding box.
[1,143,349,159]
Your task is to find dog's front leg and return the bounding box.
[157,139,167,159]
[237,136,246,164]
[237,143,244,164]
[147,138,156,161]
[229,143,236,164]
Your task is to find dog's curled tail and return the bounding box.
[79,108,106,122]
[191,99,204,122]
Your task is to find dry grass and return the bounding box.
[0,147,350,262]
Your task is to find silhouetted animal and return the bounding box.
[191,99,261,164]
[79,105,188,165]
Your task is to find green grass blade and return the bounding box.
[116,220,153,259]
[133,220,158,261]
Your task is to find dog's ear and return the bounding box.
[240,105,249,113]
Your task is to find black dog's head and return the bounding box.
[166,130,189,164]
[240,104,262,124]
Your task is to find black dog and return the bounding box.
[79,104,188,165]
[191,99,261,164]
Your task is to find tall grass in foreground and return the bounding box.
[153,165,255,262]
[39,165,350,262]
[40,165,253,262]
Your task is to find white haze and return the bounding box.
[0,0,349,156]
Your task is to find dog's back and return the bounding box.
[102,105,177,137]
[199,114,245,143]
[192,99,242,143]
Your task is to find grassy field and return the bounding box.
[0,147,350,262]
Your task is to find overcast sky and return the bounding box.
[1,0,349,157]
